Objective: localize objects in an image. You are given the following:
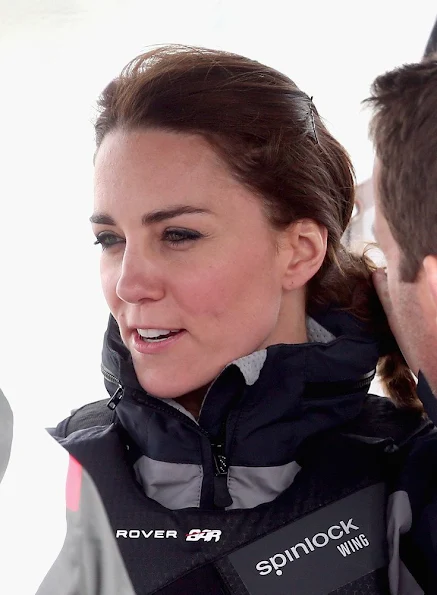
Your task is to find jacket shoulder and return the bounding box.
[50,399,114,438]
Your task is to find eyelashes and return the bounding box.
[163,228,204,246]
[93,228,205,250]
[93,232,122,249]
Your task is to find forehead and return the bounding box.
[93,128,266,221]
[95,129,232,192]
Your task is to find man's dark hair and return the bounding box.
[364,58,437,282]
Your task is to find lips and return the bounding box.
[137,328,183,342]
[131,328,187,354]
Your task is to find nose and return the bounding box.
[115,245,165,304]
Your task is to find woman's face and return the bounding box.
[92,129,305,398]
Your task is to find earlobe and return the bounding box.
[281,220,328,291]
[423,256,437,327]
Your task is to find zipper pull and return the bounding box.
[212,441,228,476]
[211,440,233,508]
[106,386,123,410]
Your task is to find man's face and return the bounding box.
[373,159,437,393]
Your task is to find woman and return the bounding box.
[55,46,436,595]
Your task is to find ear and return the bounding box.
[279,220,328,291]
[423,255,437,329]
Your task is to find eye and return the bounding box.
[94,232,124,250]
[162,228,204,246]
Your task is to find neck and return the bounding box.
[174,386,208,420]
[175,297,308,419]
[260,290,308,348]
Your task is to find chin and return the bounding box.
[135,371,204,399]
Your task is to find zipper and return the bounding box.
[107,385,124,410]
[101,364,120,386]
[102,363,234,507]
[100,364,210,436]
[211,439,228,476]
[211,425,232,508]
[102,365,124,410]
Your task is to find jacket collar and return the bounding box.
[101,310,379,509]
[102,309,378,406]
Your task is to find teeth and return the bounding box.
[137,329,173,339]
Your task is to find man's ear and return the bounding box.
[423,255,437,328]
[280,220,328,291]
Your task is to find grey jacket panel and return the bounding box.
[226,461,301,509]
[387,490,424,595]
[36,464,135,595]
[134,455,204,509]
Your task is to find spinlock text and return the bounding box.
[256,518,360,576]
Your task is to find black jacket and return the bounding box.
[53,311,437,595]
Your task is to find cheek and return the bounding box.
[386,273,416,336]
[174,246,281,321]
[386,274,403,320]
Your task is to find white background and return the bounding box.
[0,0,435,427]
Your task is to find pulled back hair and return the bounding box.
[94,45,420,411]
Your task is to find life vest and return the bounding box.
[58,394,430,595]
[54,311,434,594]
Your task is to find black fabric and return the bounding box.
[153,564,229,595]
[102,311,380,395]
[396,428,437,593]
[409,497,437,593]
[330,568,389,595]
[54,393,429,452]
[52,399,115,438]
[56,402,425,595]
[51,309,437,593]
[215,557,248,595]
[338,394,430,446]
[99,310,382,510]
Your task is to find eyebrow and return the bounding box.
[89,205,212,226]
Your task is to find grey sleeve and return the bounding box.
[36,465,135,595]
[0,389,13,485]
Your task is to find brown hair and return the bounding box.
[364,58,437,283]
[95,44,421,411]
